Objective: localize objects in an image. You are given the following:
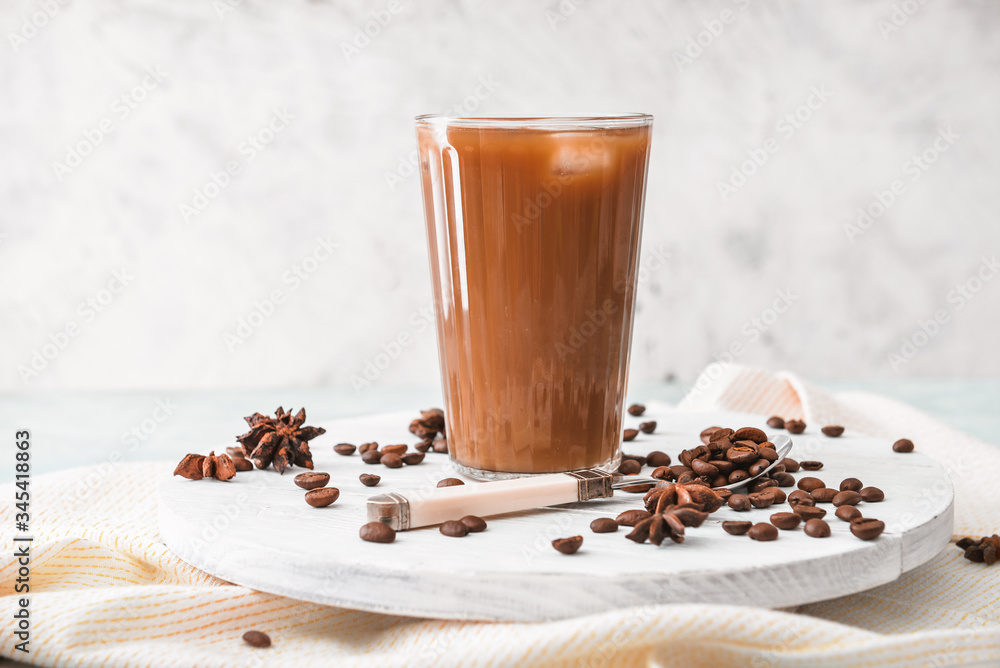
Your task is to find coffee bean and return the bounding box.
[433,438,449,453]
[622,429,639,442]
[765,488,787,504]
[358,442,379,454]
[800,461,824,471]
[552,536,583,554]
[305,487,340,508]
[620,483,655,493]
[294,472,330,490]
[380,453,403,468]
[850,518,885,540]
[691,459,719,477]
[727,447,758,466]
[647,451,671,468]
[232,456,254,472]
[833,490,862,507]
[700,426,726,443]
[359,521,395,543]
[840,478,863,492]
[770,512,801,530]
[749,479,778,495]
[733,427,768,444]
[766,416,785,429]
[793,505,827,521]
[627,404,646,416]
[437,478,464,488]
[728,494,751,511]
[860,486,884,502]
[810,488,838,504]
[242,630,271,648]
[788,490,814,506]
[748,523,778,541]
[414,439,433,453]
[821,425,844,437]
[226,446,245,458]
[748,492,774,509]
[616,509,652,527]
[382,444,407,456]
[359,473,380,487]
[618,459,642,475]
[623,454,648,467]
[835,505,862,522]
[748,459,770,477]
[722,521,753,536]
[638,421,657,434]
[590,518,619,533]
[460,515,487,532]
[361,450,382,464]
[797,477,825,492]
[727,469,750,485]
[785,419,806,434]
[804,518,831,538]
[402,452,425,465]
[758,447,779,462]
[772,472,796,487]
[440,520,469,537]
[781,458,801,473]
[334,443,357,456]
[714,488,733,502]
[893,438,914,453]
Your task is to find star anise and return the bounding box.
[626,505,709,545]
[643,482,724,514]
[236,407,325,473]
[957,535,999,565]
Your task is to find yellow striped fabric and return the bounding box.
[2,365,999,667]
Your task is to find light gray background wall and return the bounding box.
[3,0,998,391]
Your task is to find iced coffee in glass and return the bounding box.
[416,114,653,479]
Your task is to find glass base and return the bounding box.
[450,451,623,481]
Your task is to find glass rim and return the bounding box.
[414,113,653,129]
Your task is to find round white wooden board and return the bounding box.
[159,405,954,622]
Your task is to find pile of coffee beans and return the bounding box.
[657,426,784,491]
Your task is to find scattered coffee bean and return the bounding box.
[616,509,652,527]
[440,520,469,537]
[850,517,885,540]
[361,450,383,464]
[382,444,407,456]
[380,453,403,469]
[840,478,863,492]
[590,518,619,533]
[623,429,639,442]
[781,458,801,473]
[627,404,646,416]
[748,523,779,541]
[772,472,796,487]
[334,443,357,456]
[835,505,862,522]
[358,442,379,454]
[232,456,254,472]
[788,490,814,506]
[804,518,831,538]
[639,421,657,434]
[623,454,648,467]
[460,515,487,532]
[810,488,838,504]
[294,472,330,490]
[618,459,641,475]
[860,486,884,502]
[821,425,844,437]
[437,478,464,488]
[766,416,785,429]
[552,536,583,554]
[647,451,671,467]
[765,488,787,504]
[797,477,825,492]
[433,438,449,453]
[359,473,381,487]
[226,446,245,458]
[304,487,340,508]
[893,438,914,453]
[833,490,862,507]
[401,452,425,465]
[722,521,753,536]
[770,512,801,530]
[360,521,395,543]
[242,630,271,648]
[793,505,827,521]
[728,494,751,511]
[414,439,433,453]
[748,492,774,509]
[800,461,824,471]
[785,419,806,434]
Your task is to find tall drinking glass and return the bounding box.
[416,114,653,479]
